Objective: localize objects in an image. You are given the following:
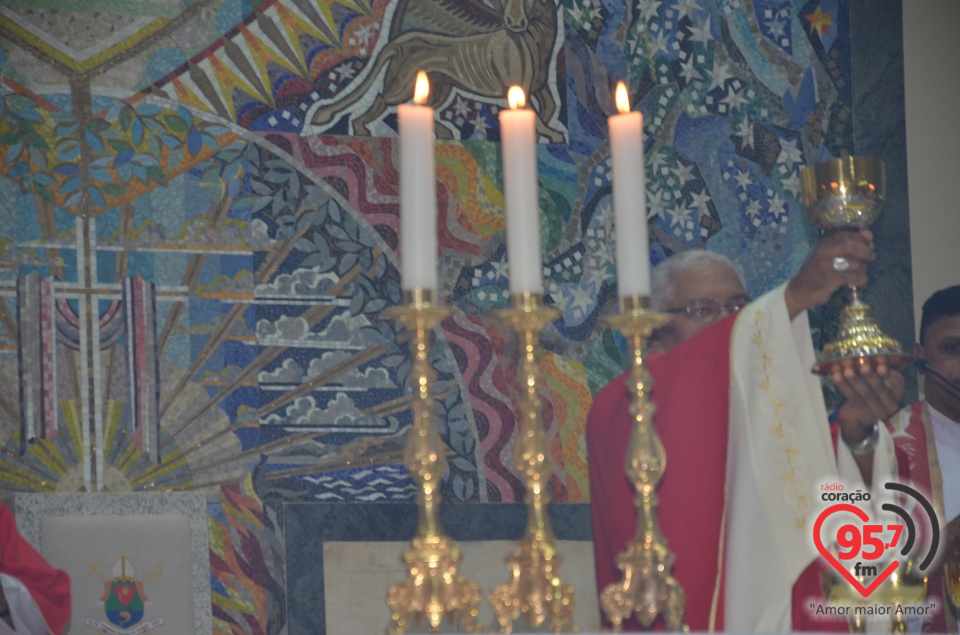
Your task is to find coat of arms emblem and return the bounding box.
[85,556,164,634]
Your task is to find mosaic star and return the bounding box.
[804,5,833,38]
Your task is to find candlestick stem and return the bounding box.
[385,289,482,634]
[599,296,686,631]
[488,293,574,633]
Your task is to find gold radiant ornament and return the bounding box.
[385,289,483,634]
[800,156,912,375]
[598,297,686,631]
[488,292,575,633]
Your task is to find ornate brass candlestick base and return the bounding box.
[599,297,686,632]
[385,289,482,634]
[800,156,912,375]
[488,293,574,634]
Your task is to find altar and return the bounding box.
[284,502,595,634]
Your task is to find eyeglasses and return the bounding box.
[664,296,751,321]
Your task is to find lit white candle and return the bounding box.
[608,81,650,298]
[499,86,543,295]
[397,71,438,291]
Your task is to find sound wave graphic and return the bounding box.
[883,482,940,571]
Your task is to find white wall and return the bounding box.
[903,0,960,336]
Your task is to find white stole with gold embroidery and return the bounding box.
[723,283,898,631]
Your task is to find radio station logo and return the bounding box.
[814,482,940,598]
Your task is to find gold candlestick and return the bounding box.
[599,296,686,631]
[488,292,574,633]
[385,289,483,634]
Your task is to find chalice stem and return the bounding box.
[849,285,862,305]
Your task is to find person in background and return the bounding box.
[889,284,960,633]
[0,502,70,634]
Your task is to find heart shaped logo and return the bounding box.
[813,503,899,598]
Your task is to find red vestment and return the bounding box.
[0,502,71,634]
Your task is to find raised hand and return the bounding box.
[785,228,875,319]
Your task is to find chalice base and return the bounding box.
[812,302,912,376]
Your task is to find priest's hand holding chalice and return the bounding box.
[799,155,913,377]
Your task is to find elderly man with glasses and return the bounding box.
[587,229,905,632]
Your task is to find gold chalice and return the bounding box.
[800,156,912,375]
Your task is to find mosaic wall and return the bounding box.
[0,0,911,632]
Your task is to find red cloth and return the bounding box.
[0,502,71,634]
[587,315,734,631]
[894,402,935,506]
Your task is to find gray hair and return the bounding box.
[650,250,746,311]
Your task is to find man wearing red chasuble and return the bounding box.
[888,285,960,633]
[588,229,906,631]
[0,502,71,634]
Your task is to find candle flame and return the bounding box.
[615,82,630,113]
[414,71,429,105]
[507,85,526,109]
